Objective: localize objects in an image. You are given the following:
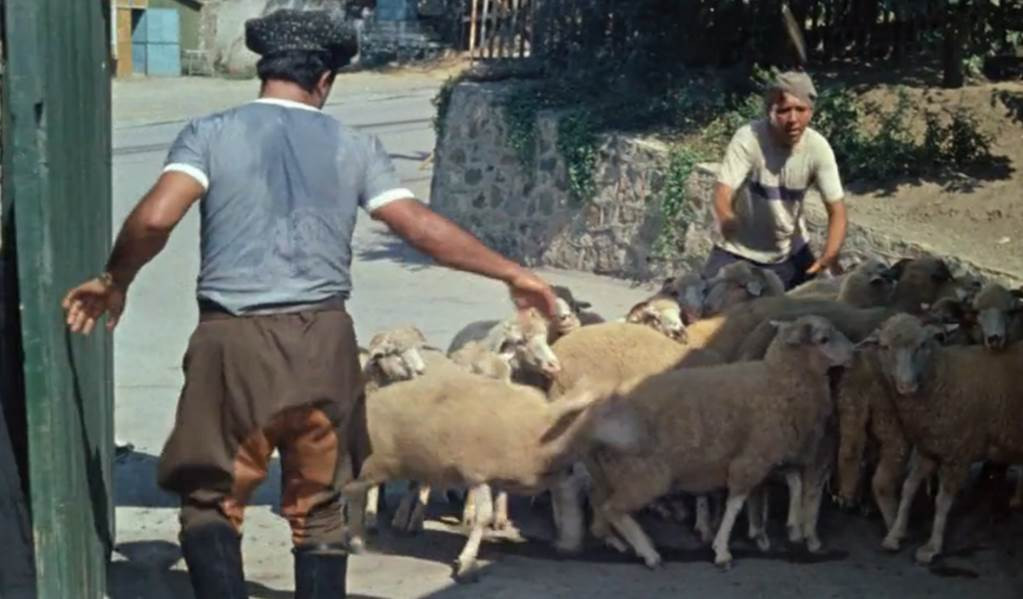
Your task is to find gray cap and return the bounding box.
[245,9,358,69]
[765,70,817,106]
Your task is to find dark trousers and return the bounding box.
[157,305,364,549]
[702,244,817,291]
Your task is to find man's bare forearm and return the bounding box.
[713,182,738,237]
[820,201,848,262]
[104,212,172,289]
[375,200,525,283]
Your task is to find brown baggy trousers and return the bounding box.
[156,301,363,549]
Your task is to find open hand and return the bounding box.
[806,254,843,277]
[506,269,559,322]
[62,274,126,335]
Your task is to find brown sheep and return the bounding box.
[864,314,1023,563]
[581,316,855,569]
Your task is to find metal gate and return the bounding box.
[2,0,115,596]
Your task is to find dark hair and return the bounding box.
[256,50,336,93]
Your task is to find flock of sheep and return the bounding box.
[341,255,1023,581]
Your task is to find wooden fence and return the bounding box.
[464,0,535,60]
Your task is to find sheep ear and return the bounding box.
[885,258,911,281]
[769,319,803,345]
[575,300,593,310]
[855,332,880,350]
[869,274,888,286]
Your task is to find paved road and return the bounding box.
[107,74,1023,599]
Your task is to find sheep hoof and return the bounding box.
[641,553,663,570]
[452,558,482,583]
[491,516,510,531]
[553,539,583,556]
[805,537,823,554]
[786,525,804,544]
[880,536,902,552]
[695,526,714,545]
[914,544,940,564]
[605,536,630,554]
[754,534,771,553]
[713,554,734,571]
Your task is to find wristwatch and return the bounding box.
[98,272,116,288]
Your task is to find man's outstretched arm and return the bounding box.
[370,198,558,319]
[63,172,204,334]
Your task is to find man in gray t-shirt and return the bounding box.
[704,70,848,290]
[61,8,559,599]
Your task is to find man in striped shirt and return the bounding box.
[704,70,848,290]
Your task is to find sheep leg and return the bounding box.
[344,485,371,554]
[801,433,837,553]
[745,486,771,552]
[605,511,662,569]
[694,496,714,544]
[364,485,380,533]
[407,483,432,533]
[784,471,804,544]
[801,467,829,554]
[391,482,418,531]
[492,490,510,530]
[551,472,587,554]
[870,416,910,530]
[454,484,492,582]
[915,465,966,564]
[882,452,936,551]
[462,486,478,526]
[711,492,749,569]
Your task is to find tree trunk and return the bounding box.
[942,2,966,88]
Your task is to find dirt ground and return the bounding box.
[827,77,1023,281]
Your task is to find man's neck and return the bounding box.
[259,80,322,109]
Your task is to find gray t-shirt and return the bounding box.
[163,98,413,315]
[715,118,844,264]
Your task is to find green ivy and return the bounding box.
[651,145,705,259]
[556,109,599,204]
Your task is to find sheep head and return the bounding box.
[365,326,428,383]
[858,314,947,396]
[552,297,583,336]
[501,309,562,376]
[626,297,687,342]
[888,256,955,313]
[660,273,708,324]
[971,282,1023,350]
[766,315,855,372]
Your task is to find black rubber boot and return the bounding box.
[294,544,348,598]
[180,523,249,599]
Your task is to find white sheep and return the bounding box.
[343,372,641,580]
[357,326,430,531]
[863,314,1023,563]
[580,315,855,569]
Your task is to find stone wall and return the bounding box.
[430,79,1023,287]
[430,81,700,282]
